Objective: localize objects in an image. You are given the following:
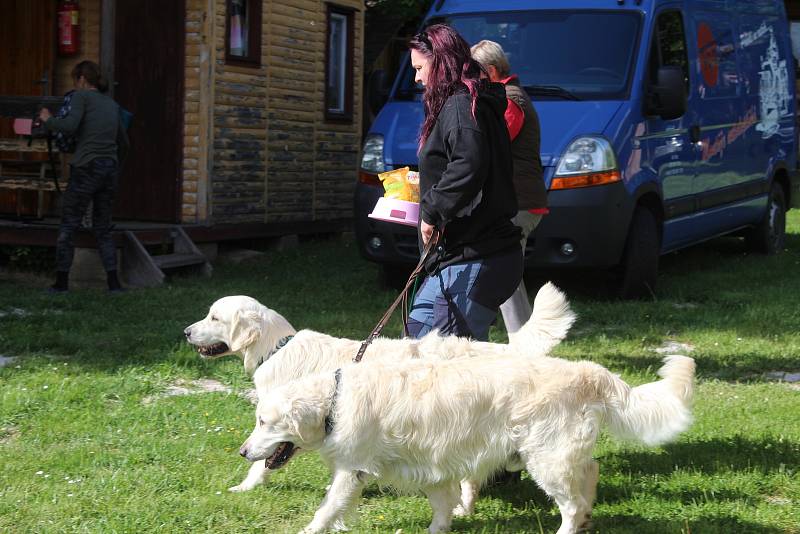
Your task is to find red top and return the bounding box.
[501,75,549,215]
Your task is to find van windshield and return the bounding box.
[395,10,642,101]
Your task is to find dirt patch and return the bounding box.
[142,378,232,404]
[763,371,800,390]
[0,426,19,444]
[0,308,29,319]
[765,495,791,505]
[763,371,800,383]
[242,388,258,404]
[653,340,695,355]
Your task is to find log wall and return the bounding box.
[181,0,363,224]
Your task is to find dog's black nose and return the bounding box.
[184,327,191,338]
[239,445,248,458]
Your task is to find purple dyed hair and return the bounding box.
[408,24,486,151]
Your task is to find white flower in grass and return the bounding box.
[44,474,50,478]
[43,385,48,390]
[35,471,44,475]
[215,491,222,495]
[67,493,73,497]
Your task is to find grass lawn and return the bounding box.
[1,215,799,534]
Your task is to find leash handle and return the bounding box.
[353,228,441,363]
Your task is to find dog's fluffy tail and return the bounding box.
[509,282,576,356]
[603,355,695,446]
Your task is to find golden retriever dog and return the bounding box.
[240,353,695,534]
[184,283,576,501]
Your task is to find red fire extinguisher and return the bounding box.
[57,0,80,56]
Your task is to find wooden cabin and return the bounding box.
[0,0,364,241]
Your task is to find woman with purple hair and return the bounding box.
[406,24,522,341]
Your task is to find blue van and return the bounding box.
[355,0,800,297]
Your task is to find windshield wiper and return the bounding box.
[523,85,581,101]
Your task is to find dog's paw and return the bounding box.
[331,518,349,532]
[452,504,470,517]
[228,483,255,493]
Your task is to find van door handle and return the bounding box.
[689,125,701,144]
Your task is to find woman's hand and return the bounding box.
[420,220,435,246]
[38,108,52,123]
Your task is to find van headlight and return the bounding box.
[551,136,621,190]
[360,134,386,173]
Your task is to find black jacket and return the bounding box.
[418,80,521,269]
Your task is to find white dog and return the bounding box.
[184,283,576,503]
[240,352,695,534]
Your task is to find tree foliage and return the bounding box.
[365,0,433,20]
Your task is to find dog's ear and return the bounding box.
[287,399,324,445]
[229,309,262,353]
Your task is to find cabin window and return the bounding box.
[226,0,262,66]
[325,4,355,121]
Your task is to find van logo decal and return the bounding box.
[698,23,719,87]
[740,22,791,138]
[755,25,791,138]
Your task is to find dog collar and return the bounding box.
[257,335,294,367]
[324,368,342,435]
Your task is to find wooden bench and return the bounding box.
[0,136,63,218]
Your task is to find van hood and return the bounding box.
[373,99,623,168]
[534,100,624,166]
[373,101,426,168]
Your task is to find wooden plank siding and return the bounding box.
[183,0,215,222]
[181,0,363,224]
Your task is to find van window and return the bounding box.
[395,10,641,101]
[791,21,800,72]
[648,11,690,90]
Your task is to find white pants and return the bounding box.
[499,210,543,334]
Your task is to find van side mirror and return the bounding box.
[367,69,390,116]
[645,66,687,121]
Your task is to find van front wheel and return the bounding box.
[745,183,786,255]
[619,207,660,299]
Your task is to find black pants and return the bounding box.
[56,158,118,273]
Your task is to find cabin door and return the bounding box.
[113,0,185,221]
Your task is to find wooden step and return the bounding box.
[152,252,207,270]
[120,227,212,288]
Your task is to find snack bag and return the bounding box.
[378,167,420,202]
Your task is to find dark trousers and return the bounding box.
[56,158,118,273]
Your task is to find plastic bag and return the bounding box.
[378,166,420,202]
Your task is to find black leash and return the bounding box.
[323,228,441,437]
[45,134,61,194]
[353,228,441,363]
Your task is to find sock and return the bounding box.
[52,271,69,291]
[106,270,121,291]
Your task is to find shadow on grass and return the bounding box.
[603,435,799,479]
[444,434,796,532]
[528,232,800,301]
[454,514,783,534]
[592,351,800,381]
